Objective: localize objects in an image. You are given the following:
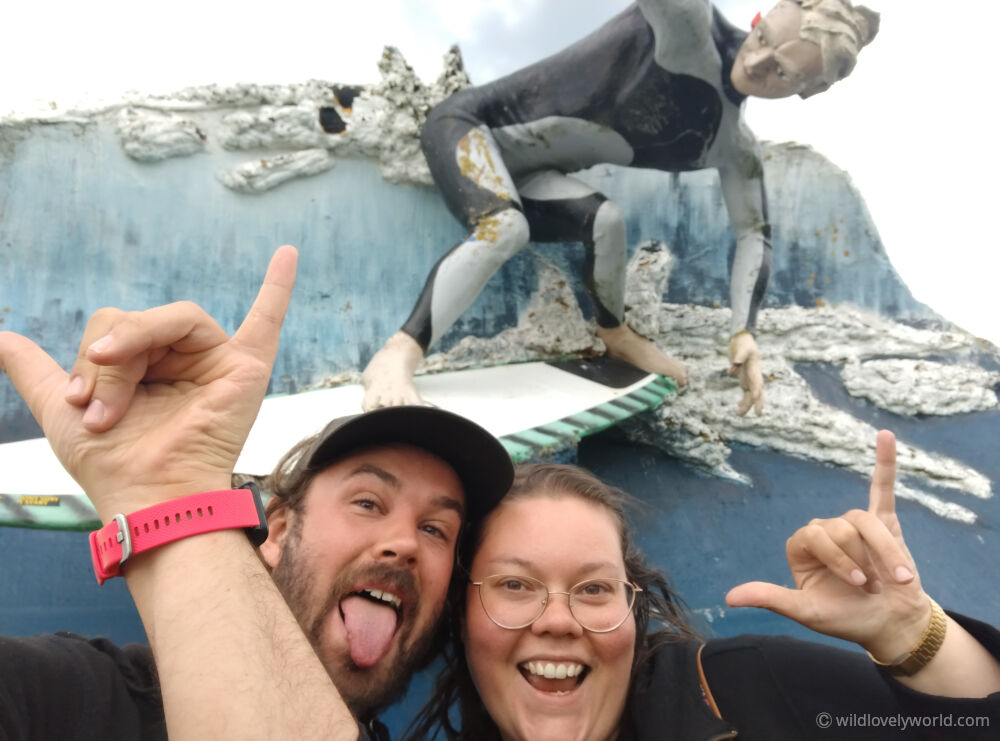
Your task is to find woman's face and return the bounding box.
[464,494,636,741]
[731,1,824,98]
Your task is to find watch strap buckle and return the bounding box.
[89,512,131,586]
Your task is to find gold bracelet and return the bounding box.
[866,597,948,677]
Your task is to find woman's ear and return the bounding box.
[259,504,292,569]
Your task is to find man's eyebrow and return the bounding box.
[346,466,464,516]
[431,494,465,519]
[346,463,400,488]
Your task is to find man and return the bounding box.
[0,246,513,740]
[261,404,512,729]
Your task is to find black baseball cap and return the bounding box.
[303,406,513,526]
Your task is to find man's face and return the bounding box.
[260,443,465,719]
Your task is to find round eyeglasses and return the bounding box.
[471,574,642,633]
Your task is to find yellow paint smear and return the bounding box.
[457,129,511,199]
[475,214,502,242]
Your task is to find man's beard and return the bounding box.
[270,519,442,720]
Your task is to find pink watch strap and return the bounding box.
[88,488,265,585]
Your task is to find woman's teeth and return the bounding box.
[522,661,585,679]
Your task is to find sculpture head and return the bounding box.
[731,0,880,99]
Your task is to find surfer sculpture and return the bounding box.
[361,0,878,416]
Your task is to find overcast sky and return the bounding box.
[4,0,998,347]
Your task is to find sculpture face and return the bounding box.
[731,1,824,98]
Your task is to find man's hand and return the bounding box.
[726,430,930,659]
[4,246,367,739]
[728,330,764,416]
[0,245,297,522]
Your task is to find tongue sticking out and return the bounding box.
[341,595,399,667]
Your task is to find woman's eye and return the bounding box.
[354,498,378,511]
[501,579,528,591]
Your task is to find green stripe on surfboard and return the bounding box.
[0,373,675,530]
[499,375,675,462]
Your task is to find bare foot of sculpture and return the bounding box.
[596,324,687,387]
[361,331,426,410]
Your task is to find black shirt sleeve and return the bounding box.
[701,612,1000,740]
[0,633,166,741]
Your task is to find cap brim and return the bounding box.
[307,406,513,526]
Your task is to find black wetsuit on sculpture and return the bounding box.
[404,0,771,351]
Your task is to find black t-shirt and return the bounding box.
[628,612,1000,740]
[0,633,165,740]
[0,632,389,741]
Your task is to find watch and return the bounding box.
[866,597,948,677]
[88,482,268,585]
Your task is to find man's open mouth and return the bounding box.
[339,588,404,668]
[357,588,403,610]
[518,660,590,695]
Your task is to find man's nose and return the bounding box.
[373,518,418,565]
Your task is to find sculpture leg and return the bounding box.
[518,172,687,386]
[362,117,528,410]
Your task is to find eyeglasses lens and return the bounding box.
[479,574,636,632]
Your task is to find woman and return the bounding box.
[362,0,880,417]
[409,432,1000,739]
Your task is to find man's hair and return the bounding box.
[264,432,325,518]
[405,463,700,740]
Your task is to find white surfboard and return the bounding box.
[0,359,674,530]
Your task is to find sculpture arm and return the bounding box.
[718,159,771,336]
[718,158,769,415]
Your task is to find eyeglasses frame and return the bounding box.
[470,574,643,633]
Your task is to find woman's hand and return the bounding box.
[0,245,297,522]
[726,430,930,660]
[728,429,1000,696]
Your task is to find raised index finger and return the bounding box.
[232,245,298,359]
[868,429,897,517]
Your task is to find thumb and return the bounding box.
[0,331,68,429]
[726,581,803,621]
